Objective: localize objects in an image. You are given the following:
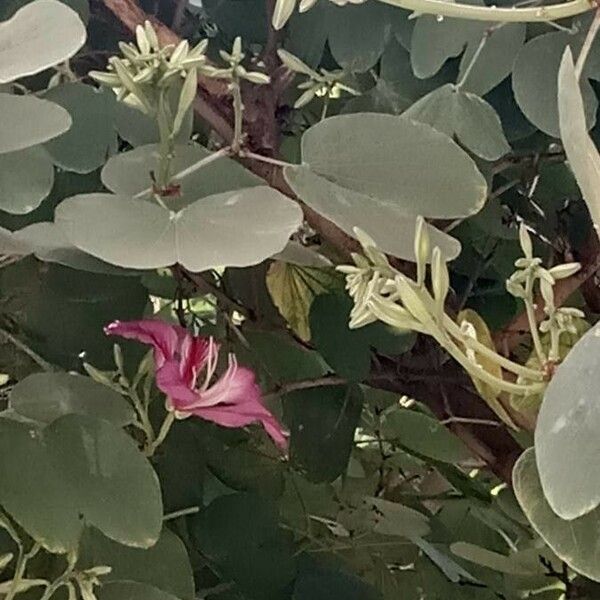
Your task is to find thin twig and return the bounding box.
[0,328,53,372]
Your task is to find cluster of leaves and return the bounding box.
[2,0,600,599]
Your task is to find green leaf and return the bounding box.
[284,384,363,482]
[114,102,192,147]
[293,564,382,600]
[97,581,179,600]
[14,222,137,274]
[535,320,600,520]
[309,293,414,382]
[102,143,263,210]
[285,167,462,262]
[0,94,71,154]
[367,497,431,537]
[513,32,597,137]
[513,448,600,582]
[327,2,390,72]
[0,260,148,370]
[266,262,343,341]
[380,408,471,463]
[242,329,328,385]
[193,493,296,600]
[291,113,487,219]
[0,146,54,214]
[450,541,539,575]
[78,527,194,599]
[0,0,86,83]
[404,84,510,160]
[9,372,135,426]
[285,2,328,67]
[0,414,162,553]
[44,83,117,173]
[457,23,526,96]
[558,47,600,236]
[410,12,483,79]
[55,188,303,271]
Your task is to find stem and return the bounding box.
[0,328,53,372]
[376,0,594,23]
[146,411,176,457]
[134,147,232,201]
[231,79,244,153]
[434,329,545,395]
[163,506,200,521]
[5,544,40,600]
[125,388,155,450]
[240,151,296,168]
[443,316,545,380]
[39,565,74,600]
[156,91,176,192]
[455,31,489,90]
[320,97,330,121]
[525,279,546,365]
[575,8,600,80]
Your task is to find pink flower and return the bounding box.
[104,319,288,450]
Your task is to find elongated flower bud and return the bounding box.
[414,216,429,287]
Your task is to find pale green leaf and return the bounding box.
[55,188,302,271]
[450,542,538,575]
[0,146,54,214]
[558,47,600,236]
[514,448,600,582]
[535,320,600,519]
[44,83,117,173]
[366,497,431,537]
[101,143,263,210]
[0,415,162,553]
[97,582,179,600]
[404,84,510,160]
[0,0,86,83]
[284,166,462,261]
[10,372,135,426]
[296,113,487,219]
[0,94,71,154]
[513,32,597,137]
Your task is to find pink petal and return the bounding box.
[155,359,199,405]
[193,402,289,450]
[105,319,187,368]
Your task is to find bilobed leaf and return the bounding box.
[457,23,526,96]
[101,143,263,210]
[9,372,135,426]
[327,2,391,72]
[535,321,600,520]
[404,84,510,160]
[284,385,363,482]
[0,94,71,154]
[13,222,136,274]
[44,83,117,173]
[193,493,296,599]
[271,241,332,267]
[410,12,483,78]
[0,0,86,83]
[558,47,600,236]
[114,102,192,147]
[456,309,518,428]
[294,113,487,219]
[285,167,462,262]
[97,582,179,600]
[55,188,303,271]
[0,146,54,214]
[0,414,162,553]
[513,448,600,582]
[380,407,471,463]
[266,261,343,341]
[78,527,194,599]
[450,541,540,575]
[309,293,415,381]
[513,32,597,137]
[366,497,431,538]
